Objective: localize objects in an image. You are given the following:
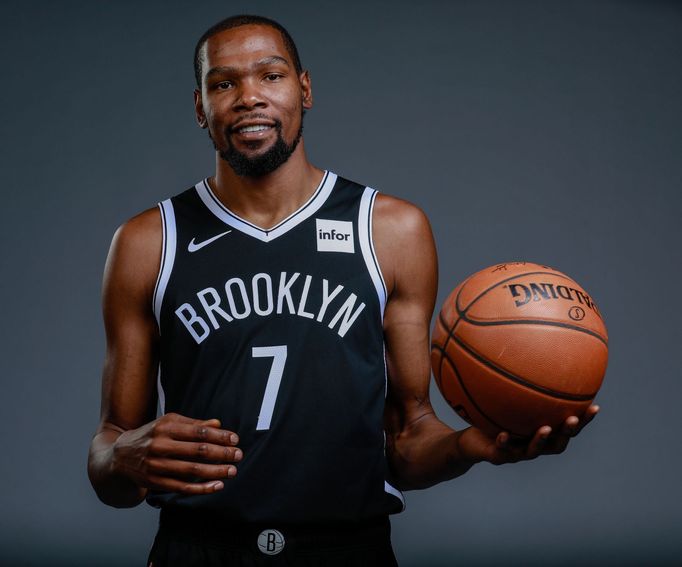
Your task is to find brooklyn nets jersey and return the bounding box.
[147,171,405,523]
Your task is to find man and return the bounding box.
[88,15,598,566]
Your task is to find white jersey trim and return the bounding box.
[385,480,406,510]
[358,188,388,318]
[361,189,403,509]
[156,367,166,416]
[194,171,337,243]
[152,199,177,327]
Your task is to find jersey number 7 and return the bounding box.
[251,345,288,431]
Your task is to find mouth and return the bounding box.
[231,116,278,135]
[236,124,273,134]
[228,121,278,147]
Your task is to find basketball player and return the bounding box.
[88,15,599,566]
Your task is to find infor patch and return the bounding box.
[316,219,355,253]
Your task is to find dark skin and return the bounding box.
[88,24,599,507]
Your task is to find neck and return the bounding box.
[210,142,324,230]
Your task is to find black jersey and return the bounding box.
[148,171,405,523]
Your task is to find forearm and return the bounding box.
[87,426,147,508]
[386,412,478,490]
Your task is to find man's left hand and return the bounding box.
[457,404,600,466]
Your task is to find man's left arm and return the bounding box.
[374,194,599,491]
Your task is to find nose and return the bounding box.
[232,78,267,111]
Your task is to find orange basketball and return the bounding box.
[431,262,608,439]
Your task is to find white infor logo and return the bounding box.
[316,219,354,253]
[257,529,285,555]
[187,230,232,252]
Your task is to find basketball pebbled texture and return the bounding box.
[431,261,608,438]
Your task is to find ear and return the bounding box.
[194,89,208,128]
[300,70,313,110]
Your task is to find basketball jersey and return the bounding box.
[147,171,405,523]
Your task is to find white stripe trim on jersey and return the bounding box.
[152,199,177,327]
[194,171,337,243]
[361,189,403,508]
[358,188,388,318]
[156,367,166,416]
[385,480,406,510]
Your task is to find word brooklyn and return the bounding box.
[175,272,366,343]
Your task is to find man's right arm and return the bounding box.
[88,208,241,508]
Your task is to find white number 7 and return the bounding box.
[251,345,288,431]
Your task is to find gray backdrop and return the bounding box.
[1,1,680,565]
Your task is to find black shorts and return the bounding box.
[147,508,399,567]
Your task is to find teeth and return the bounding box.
[239,125,270,133]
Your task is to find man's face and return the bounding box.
[195,24,312,177]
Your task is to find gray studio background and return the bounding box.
[1,1,680,565]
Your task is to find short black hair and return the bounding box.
[194,15,303,88]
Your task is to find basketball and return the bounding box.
[431,262,608,439]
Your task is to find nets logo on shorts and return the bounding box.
[257,529,285,555]
[316,219,354,253]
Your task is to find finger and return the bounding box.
[147,458,238,481]
[526,426,552,458]
[561,416,580,437]
[491,432,527,464]
[162,413,221,427]
[587,404,600,418]
[144,474,227,495]
[576,405,600,433]
[155,440,243,463]
[160,414,228,435]
[495,431,510,450]
[157,422,239,446]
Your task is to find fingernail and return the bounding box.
[235,449,243,460]
[212,481,224,491]
[231,434,239,444]
[227,466,237,478]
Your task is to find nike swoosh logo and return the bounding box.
[188,230,232,252]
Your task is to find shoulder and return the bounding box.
[371,193,437,295]
[111,206,162,258]
[105,206,163,297]
[372,193,433,239]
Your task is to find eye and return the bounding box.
[265,73,283,81]
[215,81,233,90]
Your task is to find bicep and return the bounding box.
[99,210,162,432]
[373,196,438,428]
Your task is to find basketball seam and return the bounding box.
[443,316,598,401]
[431,318,448,393]
[436,298,464,394]
[459,316,608,346]
[431,344,522,437]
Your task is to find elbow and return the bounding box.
[87,447,147,509]
[89,474,147,509]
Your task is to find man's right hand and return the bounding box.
[110,413,242,495]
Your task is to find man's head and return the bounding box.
[193,16,311,178]
[194,15,302,90]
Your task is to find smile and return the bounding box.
[238,125,272,133]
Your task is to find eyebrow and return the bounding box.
[206,56,290,79]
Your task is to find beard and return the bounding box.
[211,113,304,178]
